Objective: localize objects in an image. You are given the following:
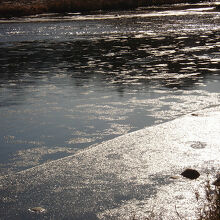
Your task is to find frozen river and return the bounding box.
[0,2,220,219]
[0,2,220,176]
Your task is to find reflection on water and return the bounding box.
[0,3,220,175]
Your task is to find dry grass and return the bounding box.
[129,179,220,220]
[0,0,202,18]
[196,180,220,220]
[0,3,47,17]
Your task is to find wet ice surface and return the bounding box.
[1,107,220,220]
[0,2,220,176]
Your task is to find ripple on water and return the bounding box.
[0,10,220,176]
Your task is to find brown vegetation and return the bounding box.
[130,180,220,220]
[0,0,201,18]
[196,180,220,220]
[0,3,47,17]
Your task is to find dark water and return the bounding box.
[0,2,220,175]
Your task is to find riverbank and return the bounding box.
[0,0,203,18]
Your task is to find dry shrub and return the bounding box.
[0,2,48,17]
[196,180,220,220]
[0,0,202,18]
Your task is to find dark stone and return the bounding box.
[181,169,200,180]
[191,113,199,116]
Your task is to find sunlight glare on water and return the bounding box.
[0,2,220,219]
[0,14,220,174]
